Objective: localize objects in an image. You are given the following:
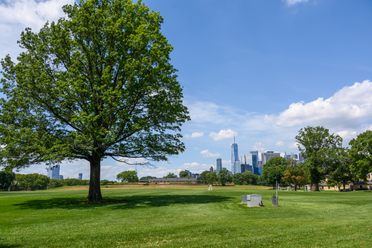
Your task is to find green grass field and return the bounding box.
[1,185,372,248]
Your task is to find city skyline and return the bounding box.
[1,0,372,179]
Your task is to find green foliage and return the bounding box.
[48,179,64,188]
[262,157,289,187]
[295,126,342,191]
[349,130,372,180]
[326,148,353,190]
[217,168,232,186]
[179,170,190,178]
[163,172,177,179]
[282,164,309,190]
[232,171,258,185]
[0,0,189,202]
[198,171,217,184]
[0,169,15,191]
[117,170,138,183]
[62,178,89,186]
[14,173,49,191]
[139,176,156,182]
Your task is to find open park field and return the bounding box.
[1,185,372,248]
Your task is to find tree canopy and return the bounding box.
[0,0,189,202]
[349,130,372,181]
[295,126,342,191]
[117,170,138,183]
[262,157,288,188]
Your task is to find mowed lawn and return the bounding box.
[1,185,372,248]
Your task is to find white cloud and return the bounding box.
[275,140,285,147]
[209,129,237,141]
[200,149,220,158]
[0,0,72,29]
[271,80,372,129]
[0,0,73,59]
[190,131,204,138]
[180,162,213,173]
[285,0,309,6]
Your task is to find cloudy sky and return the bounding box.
[1,0,372,179]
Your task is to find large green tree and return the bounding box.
[349,130,372,181]
[0,0,189,203]
[262,157,288,188]
[217,168,232,186]
[327,148,353,191]
[295,126,342,191]
[117,170,138,183]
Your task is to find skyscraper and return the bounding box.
[262,151,280,165]
[231,137,241,174]
[216,158,222,173]
[78,173,83,180]
[250,151,259,168]
[47,165,60,179]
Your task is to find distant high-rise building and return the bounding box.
[250,151,259,168]
[78,173,83,180]
[209,166,214,172]
[231,137,241,174]
[216,158,222,173]
[262,151,280,165]
[47,165,60,179]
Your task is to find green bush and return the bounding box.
[62,178,89,186]
[15,174,50,191]
[48,179,64,188]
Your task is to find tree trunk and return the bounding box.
[311,182,320,191]
[294,184,297,191]
[88,155,102,203]
[342,181,346,191]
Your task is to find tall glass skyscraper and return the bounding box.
[216,158,222,173]
[231,138,241,174]
[47,164,60,179]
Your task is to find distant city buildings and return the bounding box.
[47,165,61,179]
[231,137,241,174]
[262,151,281,165]
[216,158,222,173]
[78,173,83,180]
[209,139,305,176]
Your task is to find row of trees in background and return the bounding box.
[262,127,372,191]
[0,172,94,191]
[197,169,260,186]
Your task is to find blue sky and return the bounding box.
[1,0,372,179]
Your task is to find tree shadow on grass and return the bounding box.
[14,194,231,210]
[0,242,21,248]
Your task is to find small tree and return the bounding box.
[0,169,15,191]
[295,126,342,191]
[179,170,190,178]
[282,164,309,191]
[0,0,189,203]
[198,171,217,184]
[116,170,138,183]
[262,157,288,188]
[218,168,232,186]
[241,171,258,185]
[163,173,177,179]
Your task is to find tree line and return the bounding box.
[263,127,372,191]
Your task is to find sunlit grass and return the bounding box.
[1,185,371,247]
